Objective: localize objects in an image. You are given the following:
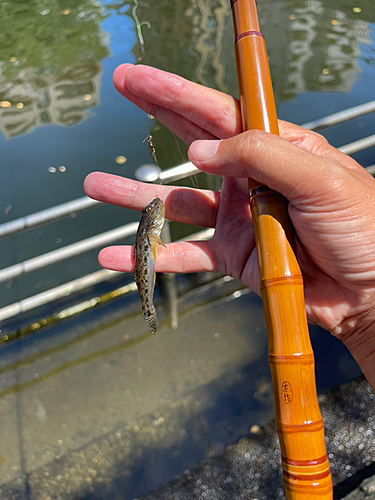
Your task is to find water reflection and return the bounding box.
[106,0,375,104]
[282,1,371,97]
[0,0,373,141]
[105,0,234,92]
[0,63,103,138]
[0,1,109,138]
[184,0,230,91]
[256,0,374,102]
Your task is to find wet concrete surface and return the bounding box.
[139,377,375,500]
[0,274,370,499]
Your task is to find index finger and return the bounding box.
[113,64,243,141]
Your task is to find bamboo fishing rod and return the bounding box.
[230,0,333,498]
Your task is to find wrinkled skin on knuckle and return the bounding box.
[284,126,329,154]
[218,100,242,138]
[301,130,329,154]
[235,130,264,174]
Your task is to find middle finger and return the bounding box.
[84,172,219,228]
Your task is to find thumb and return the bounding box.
[188,130,342,204]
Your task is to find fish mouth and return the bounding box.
[150,197,163,208]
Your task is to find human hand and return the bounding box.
[84,64,375,387]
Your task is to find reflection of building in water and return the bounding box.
[0,63,102,139]
[260,0,372,101]
[287,3,370,97]
[181,0,373,100]
[146,0,373,101]
[127,0,235,94]
[184,0,231,91]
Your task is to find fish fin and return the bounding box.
[149,234,166,248]
[149,260,156,294]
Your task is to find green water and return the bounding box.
[0,0,374,308]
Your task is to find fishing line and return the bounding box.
[172,132,199,189]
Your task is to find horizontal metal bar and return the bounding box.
[365,164,375,176]
[338,134,375,155]
[0,269,121,322]
[302,100,375,131]
[0,101,374,246]
[161,140,375,178]
[0,196,101,239]
[2,163,375,321]
[1,99,374,244]
[0,222,139,284]
[0,163,200,241]
[0,228,214,322]
[159,162,200,183]
[0,150,372,286]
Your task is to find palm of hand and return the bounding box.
[204,176,258,287]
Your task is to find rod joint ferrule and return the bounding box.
[236,30,264,43]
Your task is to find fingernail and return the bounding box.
[190,140,221,161]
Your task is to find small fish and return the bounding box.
[134,197,166,333]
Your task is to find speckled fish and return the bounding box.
[134,197,166,334]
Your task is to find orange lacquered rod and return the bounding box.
[230,0,333,498]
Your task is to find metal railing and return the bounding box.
[338,134,375,156]
[0,269,120,322]
[302,100,375,131]
[0,229,214,322]
[0,223,139,284]
[0,100,375,324]
[0,197,101,240]
[2,99,375,244]
[0,163,200,243]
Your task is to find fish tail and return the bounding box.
[144,305,157,334]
